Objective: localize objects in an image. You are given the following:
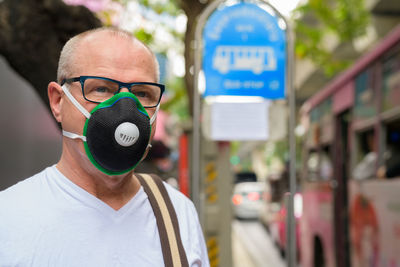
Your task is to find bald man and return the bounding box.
[0,27,209,267]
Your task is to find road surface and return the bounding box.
[232,219,286,267]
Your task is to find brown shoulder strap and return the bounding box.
[136,173,189,267]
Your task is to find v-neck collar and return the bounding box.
[48,165,147,221]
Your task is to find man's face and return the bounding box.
[59,33,158,167]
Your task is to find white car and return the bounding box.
[232,181,265,219]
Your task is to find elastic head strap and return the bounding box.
[62,130,87,142]
[150,104,160,125]
[61,85,91,119]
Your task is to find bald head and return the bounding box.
[57,27,159,84]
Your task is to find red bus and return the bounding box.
[299,25,400,267]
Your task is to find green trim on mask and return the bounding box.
[90,92,148,115]
[83,92,152,176]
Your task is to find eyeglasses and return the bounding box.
[61,76,165,108]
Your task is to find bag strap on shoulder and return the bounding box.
[136,173,189,267]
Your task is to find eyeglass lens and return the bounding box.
[83,78,161,107]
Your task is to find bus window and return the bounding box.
[306,151,319,181]
[305,147,333,182]
[382,45,400,112]
[378,120,400,179]
[320,146,333,180]
[354,68,377,123]
[352,129,377,180]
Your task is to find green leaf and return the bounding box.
[133,29,154,45]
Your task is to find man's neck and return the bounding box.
[56,146,141,210]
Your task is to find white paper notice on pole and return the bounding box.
[203,99,270,141]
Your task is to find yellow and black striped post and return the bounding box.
[207,236,220,267]
[201,140,232,267]
[205,162,218,204]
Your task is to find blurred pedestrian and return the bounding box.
[0,27,209,267]
[353,131,377,180]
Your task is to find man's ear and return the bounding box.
[48,81,63,123]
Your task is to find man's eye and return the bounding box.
[135,91,148,98]
[93,86,111,93]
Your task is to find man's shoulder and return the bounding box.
[163,182,191,203]
[162,181,198,217]
[0,167,51,209]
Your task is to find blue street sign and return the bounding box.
[203,2,286,99]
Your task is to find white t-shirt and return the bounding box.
[0,166,209,267]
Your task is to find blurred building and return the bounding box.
[295,0,400,103]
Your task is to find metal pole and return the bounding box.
[253,2,296,265]
[287,22,297,267]
[251,1,296,265]
[192,0,226,218]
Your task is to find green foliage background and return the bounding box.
[293,0,369,76]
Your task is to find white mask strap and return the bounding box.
[61,85,91,119]
[149,104,159,125]
[62,130,87,142]
[144,105,159,156]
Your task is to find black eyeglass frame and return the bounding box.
[61,75,165,108]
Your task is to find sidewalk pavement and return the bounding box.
[232,228,257,267]
[232,220,286,267]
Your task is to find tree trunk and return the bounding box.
[0,0,101,111]
[179,0,208,116]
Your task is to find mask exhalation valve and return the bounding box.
[114,122,140,147]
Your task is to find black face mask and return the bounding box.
[61,89,157,175]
